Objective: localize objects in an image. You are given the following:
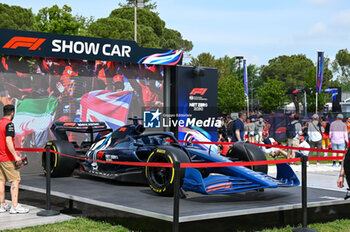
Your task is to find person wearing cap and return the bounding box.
[330,114,348,167]
[295,136,310,158]
[308,114,324,165]
[112,75,125,92]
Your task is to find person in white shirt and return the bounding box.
[245,118,256,143]
[294,136,310,158]
[255,116,265,142]
[269,136,310,162]
[308,114,324,165]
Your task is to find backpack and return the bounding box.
[325,122,330,134]
[227,120,235,136]
[286,121,297,139]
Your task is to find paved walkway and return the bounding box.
[269,163,348,192]
[0,201,73,231]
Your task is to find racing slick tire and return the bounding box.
[42,140,77,177]
[226,142,268,174]
[146,146,190,196]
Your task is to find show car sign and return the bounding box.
[0,29,183,66]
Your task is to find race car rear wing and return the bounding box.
[51,122,113,142]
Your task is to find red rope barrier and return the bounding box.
[180,158,301,168]
[14,146,345,169]
[16,148,45,152]
[176,140,347,154]
[308,156,344,161]
[50,150,174,168]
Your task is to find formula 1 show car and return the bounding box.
[42,118,300,196]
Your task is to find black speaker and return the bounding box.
[192,66,205,77]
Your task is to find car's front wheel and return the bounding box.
[145,146,190,196]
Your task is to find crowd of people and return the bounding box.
[217,111,270,155]
[217,111,350,167]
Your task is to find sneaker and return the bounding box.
[9,204,29,214]
[0,203,10,213]
[339,163,342,167]
[332,163,337,167]
[316,162,320,166]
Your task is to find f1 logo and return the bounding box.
[189,88,207,96]
[3,36,46,50]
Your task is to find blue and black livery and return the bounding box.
[43,118,300,196]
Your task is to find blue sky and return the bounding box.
[2,0,350,66]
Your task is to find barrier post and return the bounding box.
[37,146,60,216]
[173,161,180,232]
[292,155,317,232]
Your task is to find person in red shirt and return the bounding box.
[0,105,29,214]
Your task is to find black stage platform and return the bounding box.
[12,174,350,231]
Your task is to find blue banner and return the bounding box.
[243,59,249,97]
[316,51,324,94]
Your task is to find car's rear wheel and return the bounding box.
[145,146,190,196]
[42,140,77,177]
[226,142,268,174]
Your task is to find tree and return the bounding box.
[332,49,350,92]
[218,75,245,113]
[303,68,329,112]
[34,5,83,35]
[261,54,334,114]
[261,55,315,88]
[189,53,217,68]
[88,6,193,51]
[119,0,158,12]
[256,77,287,113]
[334,49,350,77]
[160,28,193,52]
[88,17,160,48]
[75,15,94,36]
[0,3,34,31]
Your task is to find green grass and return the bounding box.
[5,217,350,232]
[265,152,337,165]
[3,218,129,232]
[262,219,350,232]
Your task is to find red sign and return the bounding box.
[63,123,76,127]
[3,36,46,50]
[97,151,104,159]
[189,88,207,96]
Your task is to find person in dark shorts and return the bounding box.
[0,105,29,214]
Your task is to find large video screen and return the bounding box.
[0,55,164,148]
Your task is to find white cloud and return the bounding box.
[304,0,340,7]
[307,22,329,37]
[331,9,350,27]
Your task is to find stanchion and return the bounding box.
[37,146,60,216]
[293,155,317,232]
[60,199,82,215]
[173,161,180,232]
